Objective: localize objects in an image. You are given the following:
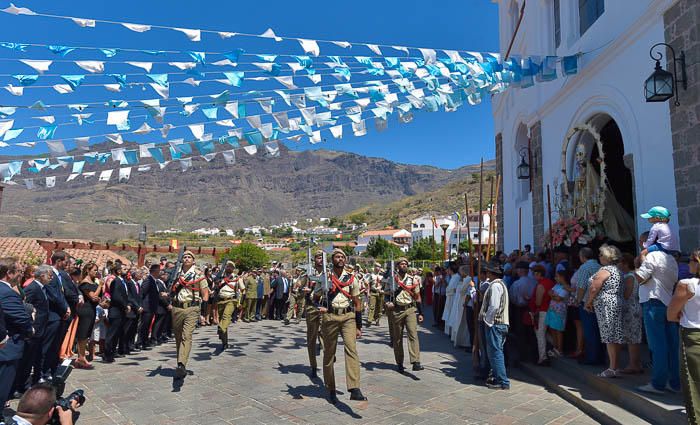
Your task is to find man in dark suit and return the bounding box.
[46,251,74,375]
[138,265,161,350]
[104,264,130,363]
[124,268,143,354]
[152,269,171,344]
[15,265,53,394]
[0,257,33,409]
[272,270,290,320]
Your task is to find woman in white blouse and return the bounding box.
[668,248,700,424]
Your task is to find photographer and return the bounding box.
[9,384,83,425]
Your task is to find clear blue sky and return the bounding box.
[0,1,499,170]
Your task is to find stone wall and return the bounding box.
[530,122,545,250]
[665,0,700,252]
[495,133,504,252]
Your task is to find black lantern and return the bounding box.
[138,224,147,243]
[516,147,530,180]
[645,43,687,106]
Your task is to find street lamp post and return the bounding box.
[137,224,148,267]
[440,223,450,261]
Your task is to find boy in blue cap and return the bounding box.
[640,206,680,256]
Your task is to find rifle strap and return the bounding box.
[331,273,354,299]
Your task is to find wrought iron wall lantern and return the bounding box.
[645,43,687,106]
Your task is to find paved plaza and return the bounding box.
[45,311,595,425]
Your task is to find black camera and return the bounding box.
[49,359,86,425]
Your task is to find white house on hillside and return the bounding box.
[493,0,681,253]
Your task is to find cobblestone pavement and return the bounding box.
[28,310,596,424]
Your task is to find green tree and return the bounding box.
[220,242,269,272]
[365,237,402,260]
[459,239,473,253]
[340,245,355,258]
[348,213,367,225]
[389,216,400,228]
[407,237,439,260]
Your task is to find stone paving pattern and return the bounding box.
[24,309,596,424]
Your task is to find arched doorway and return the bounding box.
[561,114,636,250]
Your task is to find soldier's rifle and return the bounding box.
[167,246,185,290]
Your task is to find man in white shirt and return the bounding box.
[635,231,680,394]
[10,383,81,425]
[478,261,510,390]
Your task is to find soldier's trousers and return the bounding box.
[392,306,421,365]
[217,298,236,334]
[244,297,257,321]
[305,305,323,369]
[321,311,360,392]
[286,294,306,321]
[171,305,199,367]
[368,292,383,323]
[387,308,396,345]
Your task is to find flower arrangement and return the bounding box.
[543,215,602,248]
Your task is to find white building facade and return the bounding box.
[492,0,680,253]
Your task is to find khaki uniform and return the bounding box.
[383,273,396,345]
[242,275,258,321]
[172,264,208,367]
[391,273,421,365]
[367,272,384,323]
[261,274,272,318]
[218,274,245,335]
[286,275,306,321]
[320,269,361,392]
[303,268,325,369]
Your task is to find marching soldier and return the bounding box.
[316,249,367,404]
[170,250,209,379]
[304,250,325,378]
[242,270,258,322]
[217,261,244,349]
[285,266,306,325]
[367,263,384,327]
[386,257,425,373]
[383,263,397,347]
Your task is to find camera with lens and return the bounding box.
[49,359,86,425]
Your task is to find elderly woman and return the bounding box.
[585,244,624,378]
[668,248,700,423]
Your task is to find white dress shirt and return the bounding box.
[636,251,679,306]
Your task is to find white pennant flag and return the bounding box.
[35,116,55,124]
[107,110,129,126]
[272,111,289,130]
[221,150,236,165]
[182,78,200,86]
[258,99,273,113]
[224,102,239,118]
[104,84,121,92]
[243,145,258,155]
[246,116,262,129]
[203,153,217,162]
[2,3,36,15]
[126,62,153,72]
[300,107,316,126]
[261,28,282,42]
[188,124,205,140]
[66,173,79,182]
[330,125,343,139]
[5,85,23,96]
[307,74,322,84]
[260,123,274,139]
[111,148,125,163]
[137,165,151,172]
[122,23,151,32]
[72,18,95,27]
[216,119,235,127]
[169,62,196,70]
[174,27,201,41]
[139,143,155,158]
[99,169,113,182]
[332,41,351,49]
[273,76,297,89]
[75,137,90,150]
[212,59,236,67]
[419,48,437,64]
[352,120,367,136]
[161,124,173,138]
[309,131,322,144]
[76,61,104,73]
[179,158,192,172]
[133,122,153,135]
[264,142,280,157]
[298,39,320,56]
[118,167,132,182]
[366,44,382,56]
[0,120,13,138]
[53,84,73,94]
[392,45,410,55]
[45,176,56,188]
[24,179,34,189]
[20,59,52,73]
[82,172,96,178]
[149,83,169,99]
[219,32,236,39]
[46,140,67,157]
[106,134,123,144]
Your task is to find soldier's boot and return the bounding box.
[349,388,367,401]
[327,390,339,404]
[221,331,229,350]
[412,362,424,371]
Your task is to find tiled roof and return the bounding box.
[360,228,402,237]
[0,237,131,268]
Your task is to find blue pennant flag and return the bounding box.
[185,68,205,78]
[83,152,98,164]
[562,55,578,76]
[122,150,139,165]
[257,54,278,62]
[328,56,346,67]
[97,153,111,163]
[223,71,244,87]
[355,56,373,67]
[0,42,27,51]
[294,56,313,69]
[30,101,47,110]
[108,74,127,86]
[13,74,39,86]
[238,103,247,118]
[144,50,164,55]
[48,45,76,56]
[175,144,193,155]
[100,48,118,58]
[538,56,558,82]
[385,57,400,69]
[211,90,230,106]
[202,107,218,119]
[72,160,85,174]
[369,88,385,102]
[187,51,206,65]
[265,64,282,76]
[244,129,264,145]
[37,125,57,140]
[224,48,245,63]
[194,140,215,155]
[219,135,240,147]
[146,73,168,87]
[61,74,85,89]
[148,147,165,164]
[334,68,351,81]
[169,146,182,160]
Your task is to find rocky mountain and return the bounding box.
[0,144,492,240]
